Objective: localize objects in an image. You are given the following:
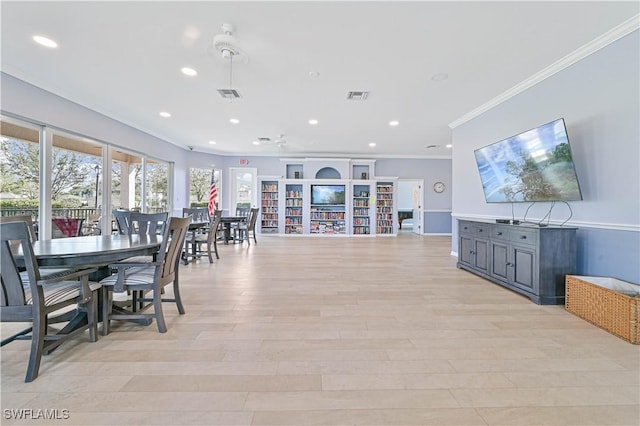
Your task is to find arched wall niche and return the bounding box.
[315,167,341,179]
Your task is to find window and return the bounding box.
[229,167,257,212]
[189,168,221,208]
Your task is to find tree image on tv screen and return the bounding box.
[501,143,579,201]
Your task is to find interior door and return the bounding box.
[412,182,422,234]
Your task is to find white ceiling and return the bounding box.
[1,1,637,158]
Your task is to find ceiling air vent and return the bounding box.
[346,91,369,101]
[217,89,241,99]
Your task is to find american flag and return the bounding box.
[208,169,218,216]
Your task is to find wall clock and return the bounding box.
[433,182,446,193]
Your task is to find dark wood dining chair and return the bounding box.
[182,207,209,223]
[187,210,222,262]
[0,222,101,382]
[0,214,38,241]
[99,216,191,334]
[112,209,131,235]
[235,207,259,245]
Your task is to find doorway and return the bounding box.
[397,179,423,235]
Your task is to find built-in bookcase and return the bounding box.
[376,182,394,234]
[310,206,346,234]
[260,181,279,233]
[285,184,303,234]
[352,184,371,235]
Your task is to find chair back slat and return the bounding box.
[182,208,209,223]
[207,210,223,245]
[248,208,259,230]
[112,210,131,235]
[157,216,191,283]
[0,222,38,307]
[130,212,168,235]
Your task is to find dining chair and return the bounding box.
[182,207,209,223]
[235,207,259,245]
[186,210,222,262]
[0,221,101,382]
[99,216,191,334]
[0,214,38,241]
[112,209,131,235]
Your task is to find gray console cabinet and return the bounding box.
[457,220,577,305]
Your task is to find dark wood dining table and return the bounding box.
[220,216,248,244]
[29,234,161,271]
[15,234,162,330]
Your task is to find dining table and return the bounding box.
[220,216,248,244]
[13,234,163,332]
[29,234,162,270]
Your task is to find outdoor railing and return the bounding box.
[0,207,166,220]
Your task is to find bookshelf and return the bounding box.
[352,184,371,235]
[310,206,346,234]
[260,181,279,233]
[285,183,303,234]
[376,182,394,234]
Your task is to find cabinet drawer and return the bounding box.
[460,221,489,236]
[491,226,510,241]
[510,228,537,245]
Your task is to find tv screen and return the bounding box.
[474,118,582,203]
[311,185,345,205]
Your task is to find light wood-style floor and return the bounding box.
[1,233,638,425]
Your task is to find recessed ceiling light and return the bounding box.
[432,73,449,82]
[229,118,240,124]
[209,140,217,145]
[308,119,318,125]
[446,144,453,148]
[308,71,320,79]
[252,140,260,145]
[181,67,197,76]
[368,143,376,147]
[33,35,58,48]
[389,120,399,127]
[159,111,171,118]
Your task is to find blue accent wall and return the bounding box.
[425,211,452,234]
[451,31,640,283]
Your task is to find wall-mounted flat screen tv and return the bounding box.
[311,185,345,205]
[474,118,583,203]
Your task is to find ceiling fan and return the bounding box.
[253,134,287,151]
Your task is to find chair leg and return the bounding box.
[206,243,214,263]
[25,306,46,382]
[253,231,257,244]
[153,288,167,333]
[101,286,112,336]
[87,291,98,343]
[213,239,219,260]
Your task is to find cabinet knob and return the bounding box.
[479,229,483,232]
[520,235,527,239]
[497,232,503,235]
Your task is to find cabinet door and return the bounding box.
[490,240,509,281]
[511,245,537,292]
[473,238,489,273]
[459,235,473,266]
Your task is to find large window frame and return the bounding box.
[0,114,173,239]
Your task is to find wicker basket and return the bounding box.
[565,275,640,344]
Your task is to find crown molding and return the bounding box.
[449,14,640,129]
